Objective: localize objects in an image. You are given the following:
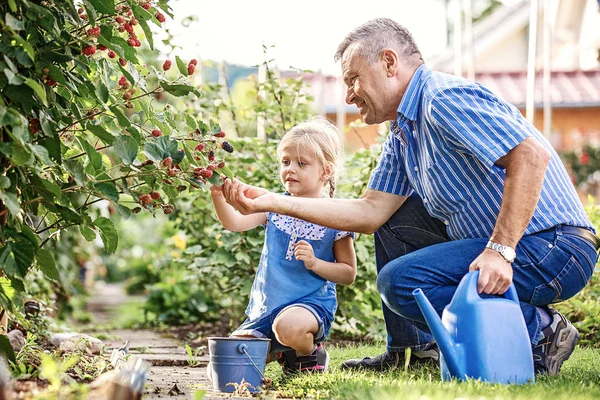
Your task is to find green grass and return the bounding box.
[260,344,600,400]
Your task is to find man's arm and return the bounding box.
[222,178,406,234]
[470,137,550,294]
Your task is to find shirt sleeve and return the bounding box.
[427,84,537,169]
[333,230,354,241]
[367,134,414,196]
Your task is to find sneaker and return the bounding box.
[340,343,439,371]
[278,344,330,374]
[533,308,579,376]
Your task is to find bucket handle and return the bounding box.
[237,344,272,387]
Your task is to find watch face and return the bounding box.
[502,247,517,262]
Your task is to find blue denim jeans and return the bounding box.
[375,194,598,350]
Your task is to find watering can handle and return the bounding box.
[467,270,520,304]
[237,344,272,386]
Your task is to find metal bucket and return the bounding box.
[208,337,270,393]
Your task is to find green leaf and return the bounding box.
[184,114,197,130]
[64,159,86,186]
[110,106,131,128]
[37,249,59,281]
[0,176,10,190]
[25,3,58,34]
[0,335,16,364]
[94,182,119,202]
[53,204,83,223]
[31,144,55,166]
[176,56,188,76]
[0,192,20,215]
[0,277,15,301]
[118,64,135,87]
[113,135,138,165]
[87,123,115,145]
[6,13,24,30]
[8,0,16,12]
[95,81,109,103]
[88,0,115,14]
[30,175,60,200]
[220,165,235,180]
[4,68,23,85]
[160,82,201,97]
[94,217,118,253]
[143,136,181,163]
[98,36,138,63]
[115,203,132,219]
[79,138,103,171]
[80,223,97,242]
[24,78,47,105]
[138,19,154,50]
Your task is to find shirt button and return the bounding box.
[444,220,449,225]
[423,198,428,203]
[414,166,419,172]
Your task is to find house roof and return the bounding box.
[476,69,600,108]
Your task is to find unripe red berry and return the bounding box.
[127,37,136,47]
[155,12,166,23]
[214,131,226,138]
[164,204,174,214]
[131,18,138,25]
[162,157,173,167]
[187,64,195,75]
[168,168,177,177]
[80,13,88,20]
[115,16,125,23]
[208,151,215,161]
[206,164,216,171]
[142,3,151,10]
[124,23,134,33]
[119,58,127,66]
[189,59,198,66]
[108,50,117,58]
[45,78,57,87]
[122,92,132,100]
[152,129,162,137]
[82,44,96,56]
[88,27,101,37]
[118,75,127,86]
[29,118,40,134]
[218,161,226,168]
[121,81,130,89]
[78,7,84,14]
[98,44,108,51]
[139,194,152,205]
[194,143,205,152]
[163,60,172,71]
[150,191,161,200]
[200,169,213,178]
[134,38,142,47]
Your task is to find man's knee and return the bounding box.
[376,260,424,321]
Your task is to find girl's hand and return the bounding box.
[294,240,316,269]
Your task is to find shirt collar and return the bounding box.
[396,64,430,122]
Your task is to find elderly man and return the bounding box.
[222,18,599,375]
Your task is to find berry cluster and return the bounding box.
[136,190,174,215]
[187,59,197,75]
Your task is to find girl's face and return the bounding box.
[279,145,328,198]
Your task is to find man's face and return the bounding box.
[341,47,397,125]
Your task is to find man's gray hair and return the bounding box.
[334,18,422,65]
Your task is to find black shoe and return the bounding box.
[341,344,439,371]
[278,344,330,375]
[533,308,579,376]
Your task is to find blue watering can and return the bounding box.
[413,270,534,384]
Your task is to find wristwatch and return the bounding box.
[486,241,517,263]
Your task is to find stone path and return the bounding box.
[85,282,247,400]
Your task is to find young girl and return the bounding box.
[210,117,357,373]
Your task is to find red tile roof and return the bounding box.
[475,70,600,108]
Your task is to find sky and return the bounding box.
[162,0,451,75]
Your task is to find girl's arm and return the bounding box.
[211,185,266,232]
[293,236,357,285]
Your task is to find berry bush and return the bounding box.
[0,0,234,333]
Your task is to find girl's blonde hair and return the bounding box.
[277,116,343,198]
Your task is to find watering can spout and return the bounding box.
[413,288,465,379]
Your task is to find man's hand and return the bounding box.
[294,240,317,269]
[222,178,273,214]
[469,250,513,294]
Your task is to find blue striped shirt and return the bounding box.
[368,64,593,240]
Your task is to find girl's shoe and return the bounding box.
[277,343,330,374]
